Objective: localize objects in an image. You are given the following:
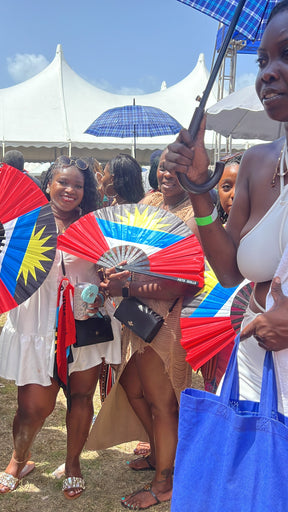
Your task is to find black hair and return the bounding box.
[267,0,288,24]
[2,150,24,171]
[216,152,243,224]
[220,152,243,166]
[108,153,145,203]
[148,157,160,191]
[42,156,102,215]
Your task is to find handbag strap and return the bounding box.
[60,251,66,276]
[220,334,278,418]
[164,297,179,319]
[220,334,240,404]
[259,351,278,418]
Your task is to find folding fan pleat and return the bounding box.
[148,234,205,287]
[0,167,57,313]
[180,317,236,370]
[57,212,110,263]
[180,256,252,371]
[0,279,18,312]
[0,164,47,222]
[57,205,204,289]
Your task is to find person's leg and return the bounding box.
[64,364,100,498]
[0,381,59,493]
[120,354,155,466]
[122,347,178,509]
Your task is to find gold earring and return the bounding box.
[105,183,117,198]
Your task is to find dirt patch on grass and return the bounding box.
[0,370,204,511]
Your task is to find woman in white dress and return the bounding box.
[0,156,121,499]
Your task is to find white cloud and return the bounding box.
[90,77,145,95]
[7,53,49,83]
[236,72,257,91]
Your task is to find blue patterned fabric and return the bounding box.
[177,0,279,41]
[85,105,182,138]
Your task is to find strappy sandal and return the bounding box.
[62,476,86,500]
[121,482,166,510]
[128,455,155,471]
[133,442,151,456]
[0,460,35,494]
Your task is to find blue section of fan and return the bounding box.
[0,208,40,296]
[190,283,238,318]
[97,218,185,248]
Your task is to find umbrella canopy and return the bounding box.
[206,85,284,141]
[175,0,282,193]
[177,0,279,41]
[85,104,182,157]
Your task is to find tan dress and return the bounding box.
[86,193,194,450]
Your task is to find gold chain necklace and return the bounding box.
[163,194,189,211]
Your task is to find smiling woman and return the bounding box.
[0,156,122,501]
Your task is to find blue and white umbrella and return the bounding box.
[85,103,182,157]
[174,0,281,193]
[177,0,279,42]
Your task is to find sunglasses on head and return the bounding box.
[56,156,89,171]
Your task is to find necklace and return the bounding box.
[54,211,80,234]
[163,194,189,211]
[271,140,288,189]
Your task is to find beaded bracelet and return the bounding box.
[194,206,218,226]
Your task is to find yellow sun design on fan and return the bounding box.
[116,206,170,231]
[17,225,54,285]
[194,260,218,303]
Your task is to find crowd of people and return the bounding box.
[1,0,288,509]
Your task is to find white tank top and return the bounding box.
[237,184,288,283]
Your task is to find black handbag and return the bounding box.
[114,296,178,343]
[74,313,114,347]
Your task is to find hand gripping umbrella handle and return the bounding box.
[177,0,247,194]
[177,106,225,194]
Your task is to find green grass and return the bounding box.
[0,379,176,512]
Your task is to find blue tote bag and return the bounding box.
[171,335,288,512]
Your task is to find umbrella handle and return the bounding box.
[177,0,247,194]
[178,160,225,194]
[177,105,225,193]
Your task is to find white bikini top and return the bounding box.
[237,144,288,283]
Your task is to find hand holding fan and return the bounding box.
[57,204,204,289]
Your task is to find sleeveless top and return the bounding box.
[237,184,288,283]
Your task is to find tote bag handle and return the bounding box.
[220,334,278,418]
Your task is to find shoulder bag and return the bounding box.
[171,334,288,512]
[114,296,178,343]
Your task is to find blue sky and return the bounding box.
[0,0,258,94]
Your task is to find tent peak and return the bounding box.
[197,53,205,64]
[56,44,63,56]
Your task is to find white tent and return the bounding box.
[0,44,220,165]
